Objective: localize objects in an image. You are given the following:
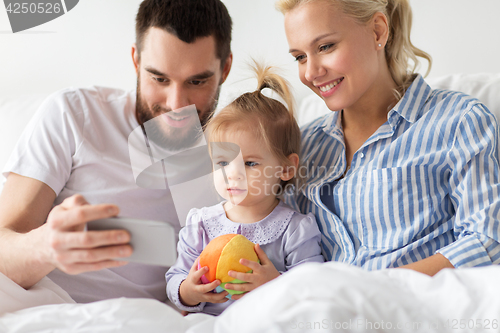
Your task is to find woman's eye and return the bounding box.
[319,44,334,52]
[217,161,228,167]
[245,161,258,167]
[294,54,306,62]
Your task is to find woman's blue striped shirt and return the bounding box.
[285,74,500,269]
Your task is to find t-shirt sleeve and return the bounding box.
[2,89,85,195]
[282,212,325,271]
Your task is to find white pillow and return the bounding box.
[427,73,500,122]
[297,73,500,127]
[297,93,330,127]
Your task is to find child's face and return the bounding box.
[211,129,286,208]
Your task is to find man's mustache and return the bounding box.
[152,105,201,118]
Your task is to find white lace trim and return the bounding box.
[201,202,295,245]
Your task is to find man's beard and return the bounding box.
[135,79,219,151]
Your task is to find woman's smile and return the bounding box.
[316,77,344,97]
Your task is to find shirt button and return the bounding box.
[360,153,365,159]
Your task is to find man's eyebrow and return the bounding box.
[144,67,215,81]
[144,66,165,76]
[289,32,338,53]
[188,70,215,81]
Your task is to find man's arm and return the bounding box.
[398,253,454,277]
[0,173,132,289]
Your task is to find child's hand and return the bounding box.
[225,244,280,300]
[179,258,229,307]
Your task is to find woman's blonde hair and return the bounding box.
[205,62,300,189]
[276,0,432,96]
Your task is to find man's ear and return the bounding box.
[281,153,299,181]
[131,43,140,75]
[372,12,389,49]
[220,53,233,85]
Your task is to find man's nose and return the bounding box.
[166,84,190,112]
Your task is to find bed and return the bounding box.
[1,73,500,332]
[1,263,500,333]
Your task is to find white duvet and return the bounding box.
[1,262,499,333]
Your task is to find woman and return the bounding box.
[277,0,500,275]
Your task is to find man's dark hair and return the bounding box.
[135,0,232,65]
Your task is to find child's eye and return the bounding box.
[245,161,258,167]
[216,161,228,167]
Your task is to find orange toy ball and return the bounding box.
[198,234,259,295]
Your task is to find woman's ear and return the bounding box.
[372,12,389,49]
[281,153,300,181]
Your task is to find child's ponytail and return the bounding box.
[254,61,296,119]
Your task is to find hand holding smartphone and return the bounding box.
[87,217,177,267]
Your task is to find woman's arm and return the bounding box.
[435,104,500,269]
[399,253,454,276]
[283,213,325,270]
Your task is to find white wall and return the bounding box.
[411,0,500,79]
[0,0,141,97]
[0,0,499,103]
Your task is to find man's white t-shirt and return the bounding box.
[3,86,181,303]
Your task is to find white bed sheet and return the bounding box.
[0,272,74,315]
[2,262,499,333]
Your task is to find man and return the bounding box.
[0,0,232,303]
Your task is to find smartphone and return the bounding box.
[86,217,177,267]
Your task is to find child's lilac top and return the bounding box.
[166,200,325,316]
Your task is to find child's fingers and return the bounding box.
[209,297,229,304]
[190,261,210,282]
[188,258,200,274]
[227,270,255,283]
[192,266,209,282]
[195,279,220,294]
[239,258,261,271]
[224,280,253,292]
[203,290,229,303]
[203,291,229,304]
[230,293,245,301]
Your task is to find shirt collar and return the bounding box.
[389,74,433,124]
[319,111,343,139]
[201,200,295,245]
[317,74,432,137]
